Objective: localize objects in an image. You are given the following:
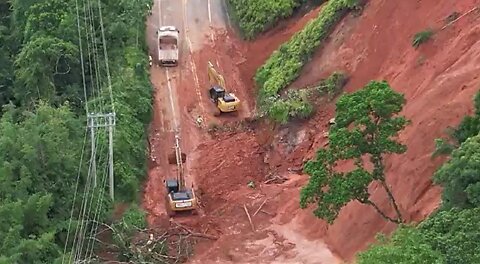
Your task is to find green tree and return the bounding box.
[14,36,79,106]
[434,133,480,209]
[452,91,480,144]
[358,208,480,264]
[300,81,408,224]
[357,227,444,264]
[420,208,480,264]
[23,0,70,42]
[0,102,84,262]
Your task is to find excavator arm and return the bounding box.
[173,134,185,190]
[207,61,226,88]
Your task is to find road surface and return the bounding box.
[143,0,231,223]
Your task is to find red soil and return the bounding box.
[287,0,480,260]
[144,0,480,263]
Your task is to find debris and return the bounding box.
[243,204,255,232]
[196,115,204,127]
[441,6,480,30]
[253,198,268,217]
[264,173,288,184]
[171,220,218,240]
[247,181,255,188]
[259,210,274,216]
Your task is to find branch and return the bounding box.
[378,180,403,223]
[362,199,401,224]
[441,7,480,30]
[54,55,71,75]
[253,198,268,216]
[170,220,218,240]
[243,204,255,231]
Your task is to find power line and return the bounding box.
[96,0,115,114]
[61,127,88,264]
[61,0,92,260]
[65,0,117,260]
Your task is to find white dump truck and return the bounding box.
[156,26,179,67]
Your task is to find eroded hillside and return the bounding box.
[143,0,480,263]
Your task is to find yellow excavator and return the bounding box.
[207,61,240,114]
[165,133,197,216]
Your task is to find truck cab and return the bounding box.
[156,26,179,67]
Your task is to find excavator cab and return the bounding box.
[209,86,239,113]
[164,179,197,215]
[207,61,240,114]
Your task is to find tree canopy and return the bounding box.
[301,81,408,224]
[358,90,480,263]
[0,0,152,261]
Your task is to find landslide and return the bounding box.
[186,0,480,263]
[286,0,480,260]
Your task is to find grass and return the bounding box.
[412,29,434,48]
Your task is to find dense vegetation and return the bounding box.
[0,0,151,262]
[301,81,407,223]
[254,0,361,121]
[266,71,347,124]
[255,0,359,99]
[227,0,306,39]
[357,91,480,263]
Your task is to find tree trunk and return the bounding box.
[379,179,403,223]
[362,199,401,224]
[372,154,404,223]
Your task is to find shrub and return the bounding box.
[452,91,480,144]
[265,72,347,124]
[267,89,313,124]
[412,29,434,48]
[431,138,455,158]
[255,0,360,105]
[434,134,480,209]
[316,71,347,99]
[227,0,314,39]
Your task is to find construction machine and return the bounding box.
[165,133,197,216]
[156,26,179,67]
[207,61,240,114]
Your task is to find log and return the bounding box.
[243,204,255,231]
[253,198,268,217]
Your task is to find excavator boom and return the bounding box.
[207,61,226,88]
[173,134,185,190]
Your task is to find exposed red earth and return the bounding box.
[142,0,480,263]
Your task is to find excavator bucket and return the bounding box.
[168,151,186,164]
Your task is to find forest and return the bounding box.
[0,0,152,262]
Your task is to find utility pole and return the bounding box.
[108,113,115,200]
[89,116,97,187]
[87,112,116,200]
